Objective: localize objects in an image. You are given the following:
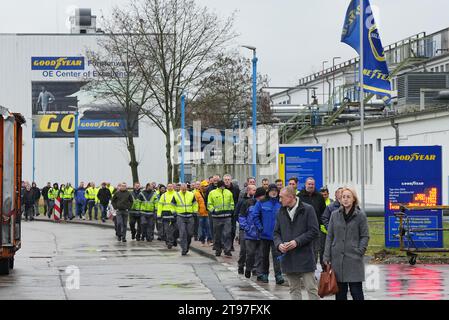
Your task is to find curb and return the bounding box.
[189,244,218,262]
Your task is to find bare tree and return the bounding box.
[186,53,272,129]
[86,8,154,183]
[128,0,237,182]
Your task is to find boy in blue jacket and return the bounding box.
[252,184,284,284]
[239,187,266,279]
[75,182,87,220]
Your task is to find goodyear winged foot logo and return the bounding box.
[32,57,85,70]
[388,153,437,162]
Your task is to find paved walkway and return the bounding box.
[32,215,449,300]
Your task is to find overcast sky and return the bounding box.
[1,0,449,87]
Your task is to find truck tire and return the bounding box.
[9,257,14,269]
[0,259,10,275]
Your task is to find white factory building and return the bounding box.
[271,27,449,207]
[0,9,167,187]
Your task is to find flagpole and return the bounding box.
[359,0,366,212]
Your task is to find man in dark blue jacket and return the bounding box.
[236,185,256,274]
[252,184,284,284]
[239,187,266,279]
[298,177,327,270]
[75,182,87,220]
[321,187,343,229]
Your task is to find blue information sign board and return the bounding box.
[278,145,323,191]
[384,146,443,248]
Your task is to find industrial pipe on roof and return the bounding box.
[326,77,332,106]
[312,129,319,144]
[391,119,400,146]
[346,126,354,182]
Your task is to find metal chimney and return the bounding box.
[70,8,98,34]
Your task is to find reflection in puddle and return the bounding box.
[384,265,445,300]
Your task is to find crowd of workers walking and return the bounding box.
[20,175,369,301]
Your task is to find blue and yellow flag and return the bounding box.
[342,0,391,97]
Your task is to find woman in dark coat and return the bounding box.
[323,187,369,300]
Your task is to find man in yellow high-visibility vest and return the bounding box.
[140,183,158,242]
[85,182,99,220]
[172,183,196,255]
[130,182,143,241]
[107,182,115,196]
[207,180,235,257]
[157,183,177,249]
[61,183,75,221]
[155,185,166,241]
[47,183,59,219]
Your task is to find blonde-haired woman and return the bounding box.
[323,187,369,300]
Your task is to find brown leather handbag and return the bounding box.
[318,264,339,298]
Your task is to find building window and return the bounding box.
[369,144,373,185]
[356,145,359,184]
[354,144,373,185]
[345,146,349,183]
[337,147,341,183]
[376,139,382,152]
[324,149,328,185]
[330,148,335,183]
[446,63,449,72]
[349,146,354,182]
[341,147,344,184]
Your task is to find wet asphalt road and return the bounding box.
[0,221,277,300]
[2,220,449,300]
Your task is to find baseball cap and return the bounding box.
[268,184,278,193]
[255,187,267,198]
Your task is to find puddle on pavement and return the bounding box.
[230,285,259,292]
[383,265,448,300]
[159,282,195,289]
[123,275,154,280]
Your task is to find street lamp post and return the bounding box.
[180,91,186,183]
[322,60,329,105]
[175,86,187,183]
[332,57,341,106]
[68,106,79,188]
[242,45,258,179]
[32,119,36,183]
[74,109,79,188]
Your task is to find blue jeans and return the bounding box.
[76,202,86,218]
[47,200,55,217]
[100,204,108,220]
[87,200,98,220]
[199,216,211,243]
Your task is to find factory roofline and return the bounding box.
[271,26,449,99]
[302,104,449,136]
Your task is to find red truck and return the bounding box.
[0,106,25,275]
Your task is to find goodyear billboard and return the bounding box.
[278,145,323,190]
[384,146,443,248]
[32,81,138,138]
[31,57,85,70]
